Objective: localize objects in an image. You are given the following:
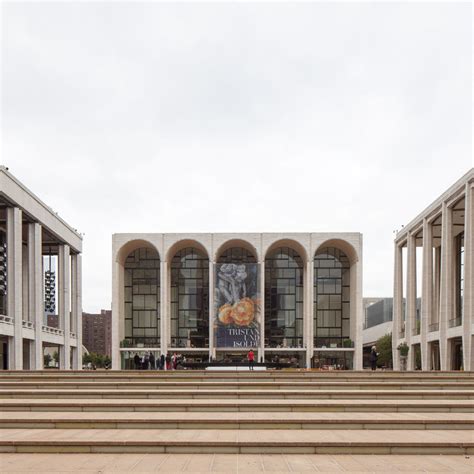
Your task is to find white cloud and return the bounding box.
[1,1,472,311]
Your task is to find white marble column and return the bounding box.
[421,219,433,371]
[58,244,71,369]
[71,254,82,370]
[462,183,473,371]
[392,242,403,370]
[111,259,122,370]
[406,233,417,370]
[22,243,29,325]
[353,258,363,371]
[439,202,453,370]
[7,207,23,370]
[259,260,265,364]
[208,260,215,361]
[305,260,313,369]
[160,260,168,357]
[28,223,43,369]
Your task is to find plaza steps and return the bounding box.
[0,411,472,430]
[1,398,472,412]
[0,371,473,454]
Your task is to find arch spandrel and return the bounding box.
[263,238,308,262]
[116,239,161,266]
[214,239,259,263]
[314,238,359,265]
[165,238,210,262]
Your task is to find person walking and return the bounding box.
[160,353,165,370]
[133,353,140,370]
[149,352,155,370]
[370,346,379,371]
[165,353,171,370]
[247,349,255,371]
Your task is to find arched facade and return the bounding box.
[169,247,209,348]
[112,233,363,369]
[264,246,304,348]
[123,247,160,347]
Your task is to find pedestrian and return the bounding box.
[133,353,140,370]
[247,349,255,371]
[165,353,171,370]
[149,352,155,370]
[172,352,178,370]
[160,353,165,370]
[370,346,379,371]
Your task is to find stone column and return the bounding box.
[22,243,29,324]
[7,207,23,370]
[353,258,364,371]
[111,258,122,370]
[160,260,168,358]
[28,223,43,369]
[305,259,313,369]
[463,183,473,371]
[58,244,71,369]
[392,242,403,370]
[259,260,265,364]
[439,202,453,370]
[406,233,417,370]
[208,260,215,361]
[421,219,433,371]
[71,254,82,370]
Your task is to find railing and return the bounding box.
[22,320,34,329]
[428,322,439,332]
[448,317,462,328]
[70,332,76,339]
[42,325,64,336]
[0,314,13,324]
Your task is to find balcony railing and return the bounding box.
[70,332,77,339]
[448,317,462,328]
[428,322,439,332]
[0,314,13,325]
[22,320,34,329]
[42,325,64,336]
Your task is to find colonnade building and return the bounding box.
[112,233,363,369]
[0,167,83,370]
[393,168,474,371]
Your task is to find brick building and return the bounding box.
[82,310,112,356]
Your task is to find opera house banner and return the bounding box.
[214,263,260,348]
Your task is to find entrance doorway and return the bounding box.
[428,341,440,370]
[450,337,463,370]
[0,336,8,370]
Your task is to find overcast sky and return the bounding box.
[1,1,472,313]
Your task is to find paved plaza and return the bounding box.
[1,453,473,473]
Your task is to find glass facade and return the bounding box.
[314,247,350,348]
[124,247,160,347]
[170,247,209,348]
[264,247,304,348]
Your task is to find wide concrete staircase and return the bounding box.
[0,371,473,454]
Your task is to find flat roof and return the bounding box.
[395,168,474,244]
[0,166,82,252]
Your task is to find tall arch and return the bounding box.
[215,239,259,263]
[170,246,209,348]
[264,246,304,348]
[313,244,353,348]
[122,244,161,348]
